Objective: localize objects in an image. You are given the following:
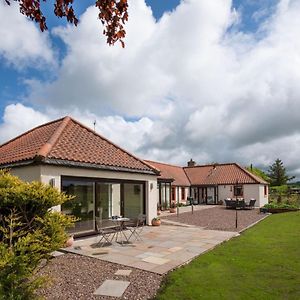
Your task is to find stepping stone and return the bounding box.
[94,280,130,297]
[51,251,65,257]
[115,269,132,276]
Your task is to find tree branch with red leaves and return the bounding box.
[4,0,128,47]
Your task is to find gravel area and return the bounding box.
[37,254,162,300]
[161,206,266,232]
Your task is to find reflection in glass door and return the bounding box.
[61,180,95,234]
[95,183,121,219]
[123,183,144,219]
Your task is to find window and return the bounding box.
[181,187,185,200]
[233,185,243,197]
[171,187,176,201]
[264,185,268,196]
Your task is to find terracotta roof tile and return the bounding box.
[144,160,190,186]
[184,163,268,185]
[0,116,157,174]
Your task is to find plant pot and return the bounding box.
[152,219,161,226]
[169,208,176,213]
[157,210,161,216]
[65,236,74,247]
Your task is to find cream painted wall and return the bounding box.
[258,185,268,207]
[243,184,268,207]
[218,185,233,200]
[10,165,41,182]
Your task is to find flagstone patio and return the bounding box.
[63,224,238,275]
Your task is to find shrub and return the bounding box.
[263,202,299,210]
[0,170,76,299]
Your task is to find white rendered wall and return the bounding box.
[218,185,233,200]
[10,165,41,182]
[243,184,268,207]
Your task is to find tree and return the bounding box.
[267,159,295,186]
[0,170,76,299]
[4,0,128,47]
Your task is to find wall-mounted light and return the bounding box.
[150,183,154,190]
[49,178,55,187]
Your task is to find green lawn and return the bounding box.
[155,212,300,300]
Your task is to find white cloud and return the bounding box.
[0,104,50,143]
[0,2,54,68]
[3,0,300,178]
[0,103,156,158]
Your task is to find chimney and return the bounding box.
[187,158,196,167]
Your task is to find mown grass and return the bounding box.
[155,212,300,300]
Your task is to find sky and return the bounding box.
[0,0,300,179]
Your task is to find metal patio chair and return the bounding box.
[95,216,119,247]
[245,199,256,210]
[125,214,146,242]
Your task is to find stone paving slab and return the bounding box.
[94,280,130,297]
[63,225,238,274]
[115,269,132,276]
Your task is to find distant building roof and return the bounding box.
[144,160,190,186]
[0,116,158,175]
[184,163,268,185]
[144,160,268,186]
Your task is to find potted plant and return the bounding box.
[65,234,74,247]
[157,203,161,215]
[169,202,176,213]
[151,217,161,226]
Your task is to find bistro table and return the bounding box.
[110,217,130,245]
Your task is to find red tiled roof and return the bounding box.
[0,116,158,175]
[144,160,190,186]
[184,163,268,185]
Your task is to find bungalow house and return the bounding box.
[184,162,269,207]
[144,160,190,209]
[145,159,268,209]
[0,116,159,235]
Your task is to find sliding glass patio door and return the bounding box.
[61,177,145,235]
[61,180,95,234]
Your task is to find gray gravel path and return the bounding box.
[161,206,266,232]
[37,254,162,300]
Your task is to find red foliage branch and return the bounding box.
[4,0,128,47]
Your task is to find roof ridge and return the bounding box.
[183,162,236,169]
[182,167,192,185]
[35,116,71,159]
[66,116,160,174]
[142,160,161,174]
[0,117,65,148]
[144,159,183,169]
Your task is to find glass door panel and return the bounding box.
[123,183,144,219]
[95,183,121,219]
[61,180,95,234]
